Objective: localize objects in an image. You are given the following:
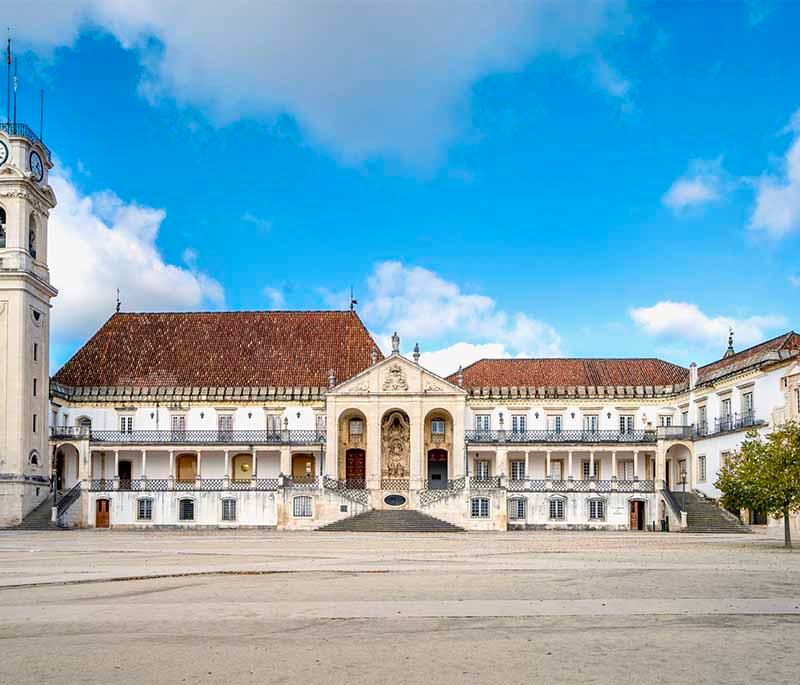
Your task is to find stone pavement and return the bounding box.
[1,530,798,683]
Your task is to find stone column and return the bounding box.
[568,450,573,480]
[589,451,595,479]
[113,450,120,490]
[197,452,202,480]
[546,450,551,479]
[141,449,147,481]
[496,447,508,478]
[611,451,617,480]
[252,448,258,478]
[280,445,292,477]
[224,450,230,486]
[633,450,639,479]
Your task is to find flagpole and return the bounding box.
[6,30,10,125]
[13,56,17,126]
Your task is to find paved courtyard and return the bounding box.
[1,530,798,684]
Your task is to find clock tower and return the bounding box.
[0,123,57,526]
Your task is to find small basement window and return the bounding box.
[293,496,313,518]
[221,499,237,522]
[179,499,194,521]
[137,498,153,521]
[470,497,490,519]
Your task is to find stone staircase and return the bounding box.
[318,509,464,533]
[672,491,751,534]
[8,498,57,531]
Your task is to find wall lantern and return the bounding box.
[535,412,539,419]
[296,411,301,419]
[607,412,611,419]
[571,412,575,419]
[248,412,252,419]
[200,412,204,419]
[150,412,155,419]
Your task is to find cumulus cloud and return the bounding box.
[358,261,561,376]
[264,287,286,309]
[749,108,800,238]
[12,0,629,167]
[589,55,632,110]
[48,171,224,351]
[789,275,800,288]
[630,301,786,350]
[662,158,726,213]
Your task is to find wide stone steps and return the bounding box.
[671,492,751,534]
[7,499,58,531]
[318,509,464,533]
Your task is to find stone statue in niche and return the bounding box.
[381,411,410,478]
[382,363,408,392]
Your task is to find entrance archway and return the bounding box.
[629,500,646,530]
[292,453,316,482]
[427,448,448,489]
[176,454,197,481]
[345,448,366,487]
[231,453,253,480]
[95,499,110,528]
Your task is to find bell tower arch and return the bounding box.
[0,123,58,525]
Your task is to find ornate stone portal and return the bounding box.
[381,411,410,479]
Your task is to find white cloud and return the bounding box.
[358,261,561,376]
[662,158,726,213]
[264,287,286,309]
[48,170,224,347]
[789,275,800,288]
[589,55,632,110]
[630,301,786,350]
[749,108,800,238]
[241,213,272,233]
[13,0,629,167]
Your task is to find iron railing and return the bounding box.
[0,122,52,161]
[323,476,369,506]
[656,425,693,440]
[284,476,319,488]
[380,478,410,491]
[419,477,465,506]
[464,430,656,444]
[88,429,326,445]
[693,413,764,439]
[503,478,654,493]
[89,477,280,492]
[56,482,82,518]
[50,426,90,440]
[470,477,502,489]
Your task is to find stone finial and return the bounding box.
[327,368,336,389]
[391,331,400,354]
[724,327,735,358]
[370,347,379,365]
[412,342,420,364]
[456,365,464,388]
[689,362,698,390]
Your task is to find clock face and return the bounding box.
[30,150,44,182]
[0,141,8,166]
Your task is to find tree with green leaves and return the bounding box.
[716,421,800,549]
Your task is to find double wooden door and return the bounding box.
[345,449,366,485]
[96,499,110,528]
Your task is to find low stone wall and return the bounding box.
[279,487,368,530]
[0,477,51,526]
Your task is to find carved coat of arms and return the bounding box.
[382,363,408,391]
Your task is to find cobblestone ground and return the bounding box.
[1,530,799,684]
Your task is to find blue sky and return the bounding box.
[6,1,799,375]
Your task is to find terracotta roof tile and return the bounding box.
[697,331,800,383]
[447,358,689,389]
[53,311,382,388]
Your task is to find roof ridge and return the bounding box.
[698,329,798,369]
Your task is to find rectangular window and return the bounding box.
[659,415,672,427]
[589,499,605,521]
[720,451,731,468]
[510,460,526,481]
[509,499,526,521]
[349,419,363,437]
[316,414,327,432]
[137,498,153,521]
[266,414,282,433]
[682,410,689,425]
[170,415,186,432]
[221,499,236,522]
[33,378,37,397]
[547,415,562,433]
[621,461,634,480]
[721,397,732,418]
[179,499,194,521]
[218,414,234,433]
[32,414,37,433]
[698,405,707,431]
[431,418,445,435]
[120,416,134,433]
[33,343,38,361]
[742,392,753,417]
[698,456,707,482]
[550,460,564,480]
[582,415,598,432]
[471,497,490,518]
[511,414,527,433]
[293,496,313,518]
[619,415,634,434]
[549,498,565,520]
[474,460,490,480]
[582,460,599,480]
[475,415,491,431]
[796,389,800,413]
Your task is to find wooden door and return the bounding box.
[96,499,110,528]
[629,501,639,530]
[345,449,366,485]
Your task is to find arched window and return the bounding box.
[549,496,566,520]
[178,498,195,521]
[77,417,92,430]
[29,450,40,466]
[0,206,6,248]
[28,213,36,258]
[293,496,313,518]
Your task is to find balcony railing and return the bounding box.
[694,413,764,439]
[1,122,52,161]
[90,477,281,492]
[87,429,326,445]
[50,426,91,440]
[656,425,693,440]
[504,478,654,493]
[464,429,656,444]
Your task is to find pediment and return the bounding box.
[331,353,466,396]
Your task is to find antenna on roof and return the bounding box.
[349,286,358,311]
[115,288,121,313]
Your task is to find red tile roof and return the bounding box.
[53,311,382,388]
[697,331,800,384]
[448,358,689,389]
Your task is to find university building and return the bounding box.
[2,123,799,532]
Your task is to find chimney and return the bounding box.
[689,362,698,390]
